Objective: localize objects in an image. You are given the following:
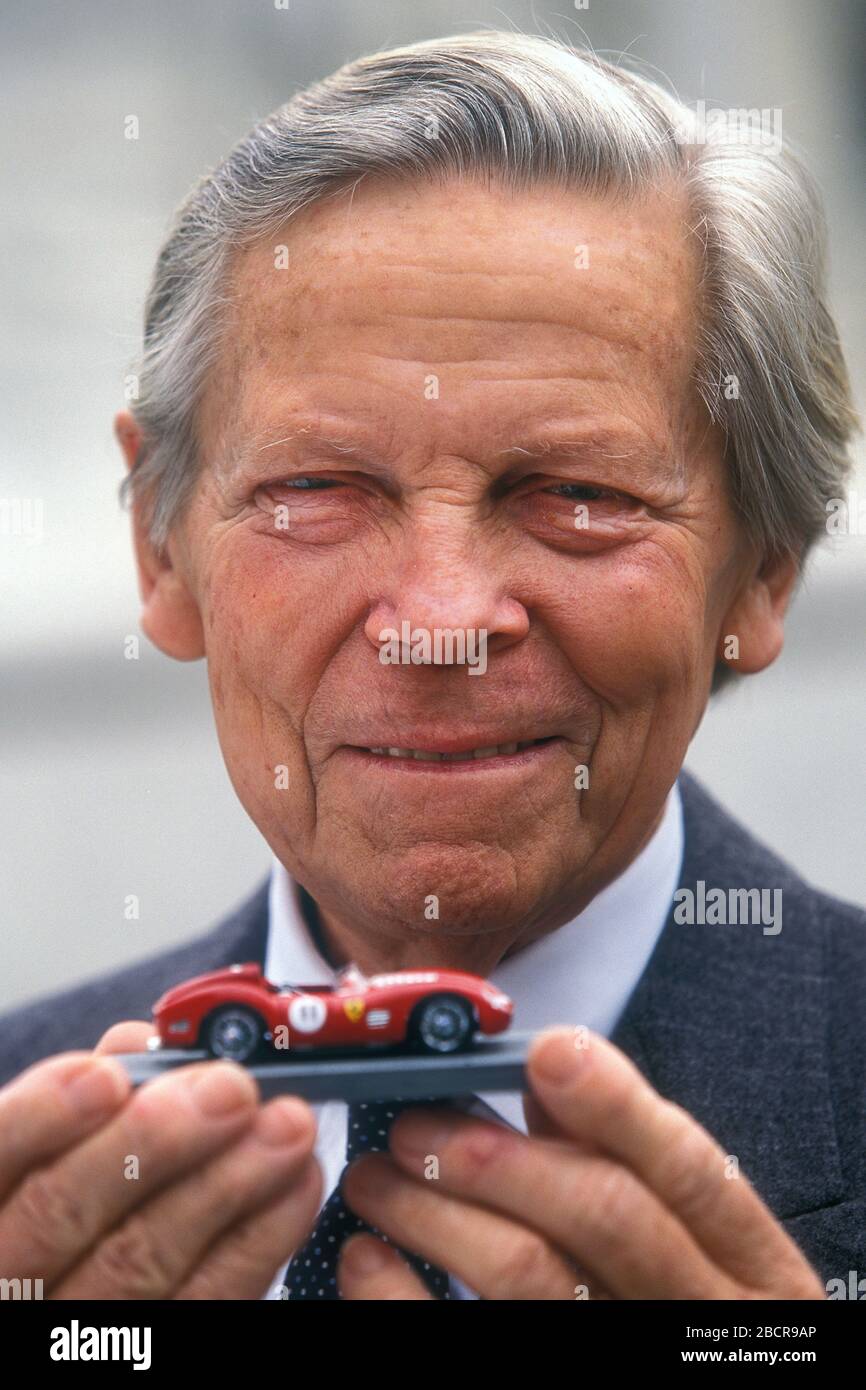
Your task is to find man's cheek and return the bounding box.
[202,620,311,810]
[215,693,319,851]
[559,570,704,703]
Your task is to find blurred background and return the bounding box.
[1,0,864,1012]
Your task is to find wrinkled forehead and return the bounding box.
[202,173,706,468]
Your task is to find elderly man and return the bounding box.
[0,31,863,1302]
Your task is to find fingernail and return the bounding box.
[64,1060,127,1118]
[343,1236,389,1276]
[190,1063,257,1116]
[392,1109,459,1159]
[255,1100,307,1147]
[534,1036,583,1085]
[343,1155,390,1197]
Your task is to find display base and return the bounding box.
[114,1031,533,1102]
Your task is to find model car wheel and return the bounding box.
[411,994,475,1054]
[203,1005,264,1063]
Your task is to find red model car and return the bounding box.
[151,962,514,1062]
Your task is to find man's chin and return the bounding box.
[324,838,575,939]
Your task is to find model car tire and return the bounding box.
[203,1005,265,1063]
[410,993,476,1054]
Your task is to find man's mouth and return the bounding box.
[351,735,561,765]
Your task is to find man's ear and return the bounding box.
[716,547,800,675]
[115,409,205,661]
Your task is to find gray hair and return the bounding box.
[119,29,858,615]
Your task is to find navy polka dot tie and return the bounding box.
[285,1095,453,1299]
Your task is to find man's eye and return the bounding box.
[545,483,607,502]
[280,476,340,490]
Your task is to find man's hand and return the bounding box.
[337,1026,826,1300]
[0,1022,322,1298]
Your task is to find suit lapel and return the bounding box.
[211,876,271,966]
[610,773,843,1220]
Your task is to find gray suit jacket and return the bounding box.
[1,771,863,1287]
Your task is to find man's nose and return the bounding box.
[363,541,529,663]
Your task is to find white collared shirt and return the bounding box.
[263,779,684,1300]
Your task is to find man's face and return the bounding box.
[126,175,786,966]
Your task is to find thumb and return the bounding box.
[94,1020,154,1055]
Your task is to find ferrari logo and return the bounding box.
[343,997,365,1023]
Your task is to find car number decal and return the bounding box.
[288,995,328,1033]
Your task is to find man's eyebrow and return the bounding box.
[221,424,675,482]
[258,430,371,458]
[493,432,674,475]
[222,427,381,480]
